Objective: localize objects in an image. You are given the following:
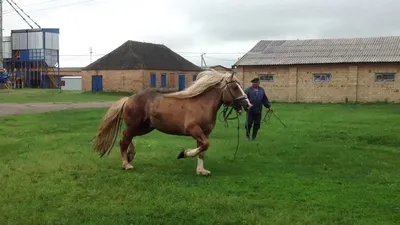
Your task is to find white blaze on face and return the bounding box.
[237,85,252,108]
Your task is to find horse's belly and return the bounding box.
[150,115,189,136]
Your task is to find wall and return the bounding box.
[81,69,144,92]
[142,70,199,92]
[237,63,400,103]
[81,69,201,93]
[61,77,82,91]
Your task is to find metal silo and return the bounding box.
[7,28,60,88]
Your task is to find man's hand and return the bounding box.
[268,106,273,112]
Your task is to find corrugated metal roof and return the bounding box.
[235,36,400,66]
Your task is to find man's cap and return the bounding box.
[251,77,260,83]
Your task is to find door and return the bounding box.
[92,75,103,92]
[178,74,185,91]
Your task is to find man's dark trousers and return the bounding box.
[245,112,261,140]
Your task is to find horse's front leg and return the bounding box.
[196,151,210,176]
[177,125,211,176]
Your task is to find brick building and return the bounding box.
[234,36,400,103]
[81,40,203,93]
[59,67,82,76]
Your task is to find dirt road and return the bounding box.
[0,101,115,117]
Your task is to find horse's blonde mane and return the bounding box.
[163,69,237,99]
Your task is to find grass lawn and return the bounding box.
[0,103,399,224]
[0,88,130,103]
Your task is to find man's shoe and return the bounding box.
[252,131,258,140]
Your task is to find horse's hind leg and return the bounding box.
[120,128,135,170]
[121,120,154,170]
[127,142,136,163]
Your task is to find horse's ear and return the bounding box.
[230,72,235,79]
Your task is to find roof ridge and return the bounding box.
[84,40,202,71]
[258,35,400,42]
[235,36,400,66]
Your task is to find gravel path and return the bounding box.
[0,101,114,117]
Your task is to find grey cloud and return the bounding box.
[171,0,400,42]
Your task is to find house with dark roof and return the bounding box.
[81,40,203,93]
[234,36,400,103]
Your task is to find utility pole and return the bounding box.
[89,47,93,63]
[0,0,3,69]
[201,53,207,69]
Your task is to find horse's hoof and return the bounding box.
[177,151,185,159]
[123,164,134,170]
[196,169,211,176]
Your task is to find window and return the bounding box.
[259,74,275,82]
[169,73,175,87]
[60,80,65,86]
[161,74,167,87]
[313,73,332,83]
[150,73,156,87]
[193,74,197,81]
[375,73,395,82]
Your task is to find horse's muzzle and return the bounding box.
[243,101,252,112]
[238,97,252,112]
[232,95,252,112]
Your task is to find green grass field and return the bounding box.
[1,103,399,224]
[0,88,130,103]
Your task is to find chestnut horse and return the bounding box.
[92,70,252,176]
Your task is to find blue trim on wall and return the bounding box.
[160,74,166,87]
[178,74,185,91]
[150,73,156,87]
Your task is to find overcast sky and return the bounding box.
[4,0,400,68]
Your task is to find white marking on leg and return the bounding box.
[185,147,201,157]
[197,156,204,170]
[196,156,211,175]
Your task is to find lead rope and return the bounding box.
[217,105,241,160]
[232,112,240,160]
[263,110,287,128]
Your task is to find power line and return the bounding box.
[4,0,99,16]
[174,51,246,55]
[58,53,242,64]
[206,56,238,61]
[3,0,61,14]
[8,0,41,28]
[5,0,33,28]
[58,52,246,57]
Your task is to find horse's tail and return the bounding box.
[92,96,130,157]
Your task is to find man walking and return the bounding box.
[244,77,272,141]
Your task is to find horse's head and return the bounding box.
[221,72,252,112]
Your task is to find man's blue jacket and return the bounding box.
[244,86,271,114]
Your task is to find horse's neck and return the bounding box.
[196,87,223,114]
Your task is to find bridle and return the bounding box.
[221,79,247,111]
[217,75,248,161]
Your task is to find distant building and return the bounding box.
[209,65,234,73]
[81,40,203,93]
[234,36,400,103]
[59,67,82,76]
